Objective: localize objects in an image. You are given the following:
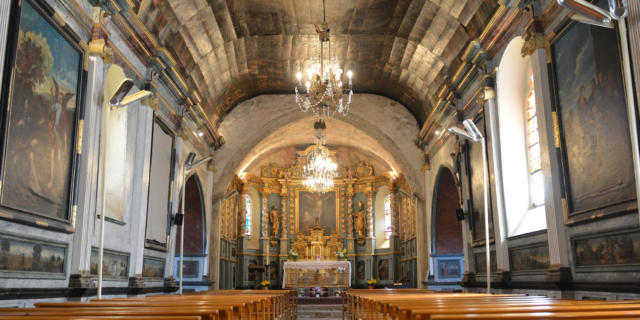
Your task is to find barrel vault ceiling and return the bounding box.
[134,0,498,127]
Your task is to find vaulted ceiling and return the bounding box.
[134,0,498,126]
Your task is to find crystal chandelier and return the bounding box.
[303,119,338,193]
[294,0,353,118]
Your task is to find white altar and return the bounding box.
[282,261,351,288]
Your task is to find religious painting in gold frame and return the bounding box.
[295,189,340,235]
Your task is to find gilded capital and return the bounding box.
[141,96,160,111]
[88,38,114,64]
[521,33,548,58]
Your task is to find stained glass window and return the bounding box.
[384,194,392,239]
[525,68,544,207]
[244,194,251,235]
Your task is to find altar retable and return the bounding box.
[282,221,350,288]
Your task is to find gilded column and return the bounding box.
[238,188,247,238]
[346,183,354,239]
[289,190,295,238]
[365,187,374,238]
[280,183,288,240]
[261,192,269,239]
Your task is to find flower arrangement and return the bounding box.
[259,280,270,289]
[335,248,347,260]
[288,250,299,261]
[367,278,377,287]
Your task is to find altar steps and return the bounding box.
[296,304,343,319]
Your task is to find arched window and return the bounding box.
[384,194,392,239]
[244,194,252,236]
[526,68,544,208]
[496,37,546,237]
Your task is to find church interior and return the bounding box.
[1,0,640,318]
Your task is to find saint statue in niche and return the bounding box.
[269,206,280,239]
[353,201,365,239]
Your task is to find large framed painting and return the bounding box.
[550,0,636,223]
[465,113,494,245]
[144,116,176,251]
[0,0,85,231]
[295,189,339,235]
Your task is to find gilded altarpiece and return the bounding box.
[230,145,411,288]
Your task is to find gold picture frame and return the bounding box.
[295,188,340,235]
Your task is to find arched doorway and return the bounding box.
[431,167,464,288]
[175,174,208,291]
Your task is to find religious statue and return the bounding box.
[269,205,280,239]
[353,201,365,239]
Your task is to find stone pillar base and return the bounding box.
[69,273,95,288]
[546,266,572,283]
[461,271,476,284]
[128,275,145,289]
[495,271,511,287]
[164,276,178,291]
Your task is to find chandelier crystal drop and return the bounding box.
[294,0,353,118]
[303,119,338,193]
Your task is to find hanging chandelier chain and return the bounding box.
[294,0,353,119]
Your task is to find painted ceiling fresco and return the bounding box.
[132,0,498,126]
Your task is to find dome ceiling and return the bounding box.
[134,0,498,126]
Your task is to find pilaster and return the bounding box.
[68,53,106,287]
[482,85,510,275]
[525,35,572,278]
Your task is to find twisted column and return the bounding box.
[280,191,288,240]
[346,184,354,239]
[366,188,374,238]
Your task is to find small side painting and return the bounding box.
[574,231,640,266]
[377,259,389,280]
[90,248,128,277]
[356,260,365,280]
[183,260,199,278]
[509,244,550,272]
[142,257,165,278]
[0,234,65,274]
[474,252,497,274]
[248,259,257,281]
[438,259,462,278]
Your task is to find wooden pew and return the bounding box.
[343,289,640,320]
[0,290,296,320]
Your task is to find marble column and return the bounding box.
[524,33,572,281]
[69,55,104,288]
[483,85,510,282]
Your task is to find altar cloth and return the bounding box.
[282,261,351,288]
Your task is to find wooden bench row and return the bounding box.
[0,289,297,320]
[343,289,640,320]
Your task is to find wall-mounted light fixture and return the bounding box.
[557,0,627,29]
